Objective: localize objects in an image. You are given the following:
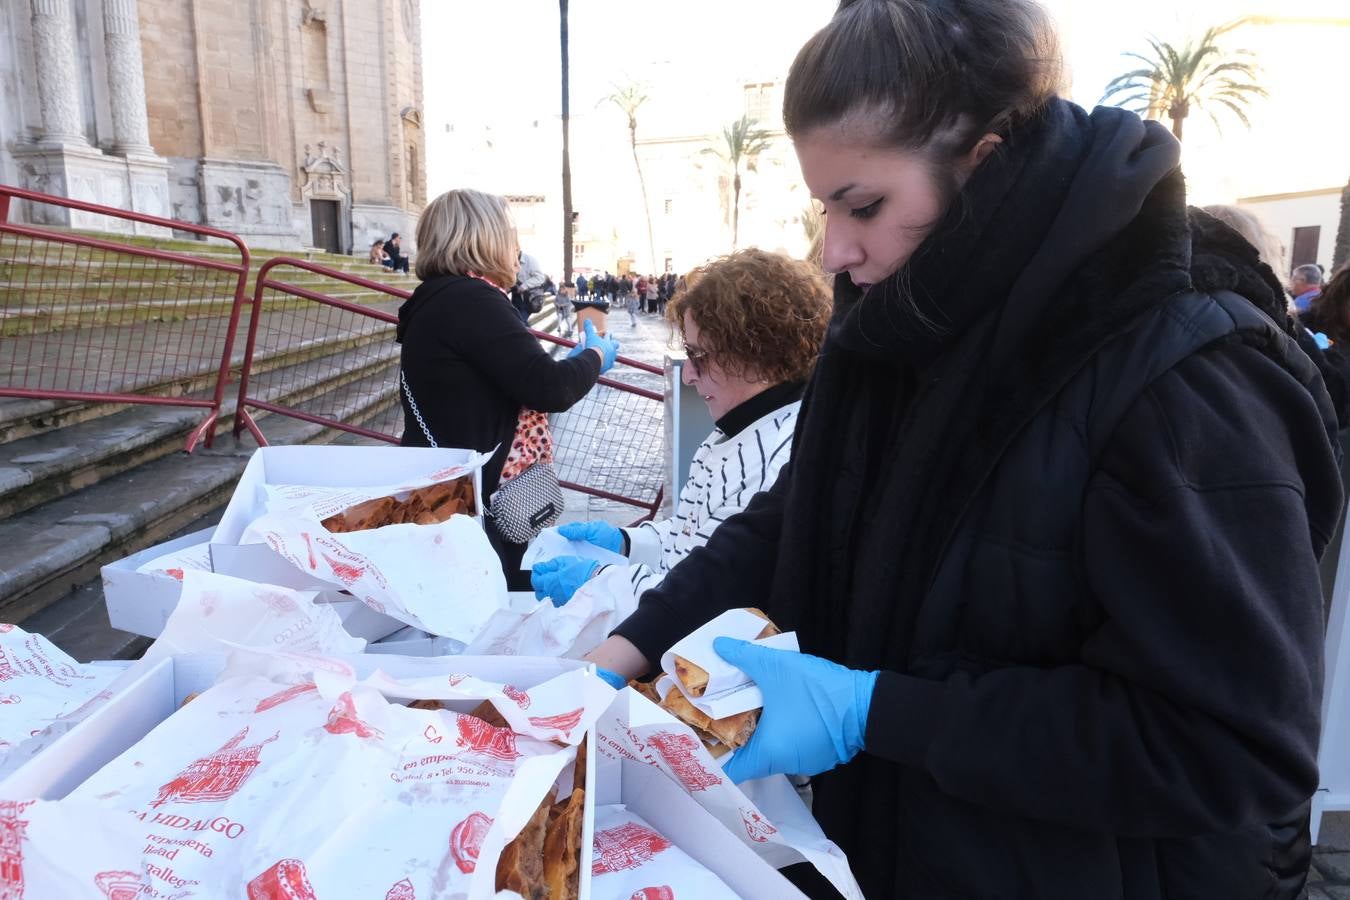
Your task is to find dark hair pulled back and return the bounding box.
[784,0,1063,159]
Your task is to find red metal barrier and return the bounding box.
[235,258,667,521]
[0,183,250,451]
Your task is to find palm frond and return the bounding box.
[1210,96,1254,129]
[1104,20,1266,138]
[1101,70,1160,103]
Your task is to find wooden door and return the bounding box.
[1292,225,1321,269]
[310,199,341,253]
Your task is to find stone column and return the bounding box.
[29,0,88,145]
[101,0,155,155]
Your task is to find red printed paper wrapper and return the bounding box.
[132,541,212,581]
[141,570,366,665]
[0,625,121,780]
[589,804,734,898]
[256,453,491,523]
[238,511,506,642]
[2,657,614,898]
[596,686,865,900]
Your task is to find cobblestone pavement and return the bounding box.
[556,308,675,528]
[1309,811,1350,898]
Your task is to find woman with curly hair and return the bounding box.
[530,248,831,614]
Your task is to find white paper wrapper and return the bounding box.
[132,541,212,580]
[141,570,367,665]
[463,577,640,660]
[0,626,122,779]
[589,804,735,898]
[596,686,863,899]
[660,609,800,719]
[239,512,508,642]
[259,451,493,522]
[6,656,615,898]
[520,527,628,571]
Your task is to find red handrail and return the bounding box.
[0,183,251,452]
[235,257,667,521]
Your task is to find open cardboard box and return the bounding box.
[597,756,806,899]
[0,651,805,897]
[0,652,600,896]
[103,446,490,644]
[100,528,405,643]
[208,446,487,642]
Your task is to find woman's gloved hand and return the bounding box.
[557,520,626,555]
[593,666,627,690]
[531,556,600,606]
[713,637,879,784]
[566,319,620,373]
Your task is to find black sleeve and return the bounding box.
[451,280,601,412]
[863,340,1341,836]
[1313,341,1350,430]
[610,463,789,668]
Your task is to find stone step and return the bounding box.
[0,380,399,626]
[0,251,414,289]
[62,227,418,271]
[0,336,399,520]
[0,296,402,445]
[16,509,225,662]
[0,282,405,337]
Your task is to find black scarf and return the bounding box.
[766,100,1184,670]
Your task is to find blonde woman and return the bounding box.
[397,189,620,585]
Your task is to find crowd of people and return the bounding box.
[391,0,1346,896]
[574,271,679,325]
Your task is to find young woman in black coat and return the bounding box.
[586,2,1342,898]
[397,189,619,587]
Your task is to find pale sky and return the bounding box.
[421,0,1348,216]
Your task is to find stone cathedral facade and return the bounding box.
[0,0,427,252]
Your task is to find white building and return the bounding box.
[1238,186,1343,273]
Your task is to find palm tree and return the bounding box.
[705,116,773,248]
[559,0,573,283]
[1101,20,1266,141]
[604,83,656,274]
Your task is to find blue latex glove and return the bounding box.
[531,556,599,606]
[713,637,879,784]
[594,666,627,690]
[566,319,620,374]
[557,520,625,555]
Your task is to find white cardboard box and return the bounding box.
[102,527,216,639]
[100,528,405,643]
[1,652,801,898]
[599,757,806,899]
[0,652,599,896]
[207,446,487,639]
[210,445,486,547]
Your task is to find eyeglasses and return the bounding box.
[682,342,710,375]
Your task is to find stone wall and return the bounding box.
[137,0,204,160]
[1,0,426,252]
[142,0,427,250]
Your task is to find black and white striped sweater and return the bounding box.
[580,397,800,615]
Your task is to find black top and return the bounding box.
[396,274,601,500]
[613,101,1340,899]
